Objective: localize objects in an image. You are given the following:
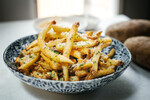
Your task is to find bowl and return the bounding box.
[3,34,131,94]
[34,16,88,32]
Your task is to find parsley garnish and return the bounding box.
[50,58,53,61]
[93,61,96,64]
[74,43,77,45]
[36,73,39,75]
[96,51,100,55]
[54,51,59,54]
[51,74,55,77]
[79,63,84,67]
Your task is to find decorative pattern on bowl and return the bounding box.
[3,34,131,94]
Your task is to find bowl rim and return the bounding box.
[3,34,132,83]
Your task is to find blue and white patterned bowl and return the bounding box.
[3,34,131,94]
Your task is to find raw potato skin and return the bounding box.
[124,36,150,70]
[106,20,150,42]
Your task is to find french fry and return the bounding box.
[70,50,81,59]
[62,22,79,81]
[99,37,112,43]
[15,20,125,81]
[85,66,115,80]
[70,76,79,81]
[47,31,87,41]
[84,31,93,36]
[75,70,88,77]
[87,31,102,39]
[25,40,38,50]
[52,25,70,33]
[51,71,59,80]
[101,48,115,62]
[26,46,40,54]
[47,38,66,47]
[38,61,52,70]
[32,71,44,79]
[38,21,74,64]
[78,48,90,55]
[40,53,61,70]
[18,53,40,71]
[56,40,98,50]
[74,33,88,41]
[91,45,102,74]
[107,48,115,58]
[106,59,124,66]
[73,62,92,71]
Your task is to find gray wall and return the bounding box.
[119,0,150,19]
[0,0,37,21]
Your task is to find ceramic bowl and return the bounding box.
[3,34,131,94]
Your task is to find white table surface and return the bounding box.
[0,15,150,100]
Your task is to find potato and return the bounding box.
[106,20,150,42]
[124,36,150,69]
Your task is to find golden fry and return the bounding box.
[85,66,115,80]
[26,46,40,54]
[38,21,74,64]
[52,25,70,33]
[91,45,102,74]
[75,70,88,77]
[18,53,40,71]
[15,20,124,81]
[56,40,98,50]
[70,76,79,81]
[25,40,38,50]
[62,22,79,81]
[40,53,61,70]
[47,38,66,47]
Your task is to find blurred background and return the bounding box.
[0,0,150,22]
[0,0,150,33]
[0,0,150,100]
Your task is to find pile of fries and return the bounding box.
[15,21,124,81]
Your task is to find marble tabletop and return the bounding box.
[0,15,150,100]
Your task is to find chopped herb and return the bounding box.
[96,51,100,55]
[29,55,32,58]
[54,51,59,54]
[36,73,39,75]
[31,50,33,52]
[93,61,96,64]
[74,43,77,45]
[54,61,56,63]
[23,62,26,64]
[79,63,84,67]
[51,74,55,77]
[19,58,23,61]
[71,78,74,81]
[44,47,46,49]
[51,50,54,52]
[60,78,63,81]
[50,58,53,61]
